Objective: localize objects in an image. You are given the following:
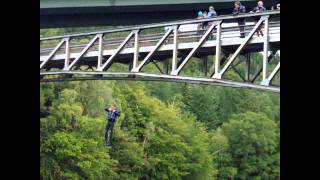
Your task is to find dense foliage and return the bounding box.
[40,28,280,180]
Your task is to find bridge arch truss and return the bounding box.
[40,11,280,93]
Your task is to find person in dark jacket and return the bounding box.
[233,1,246,38]
[105,104,120,146]
[250,1,266,36]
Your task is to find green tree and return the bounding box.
[40,88,118,179]
[112,82,216,179]
[218,112,280,179]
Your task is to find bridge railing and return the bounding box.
[40,21,280,53]
[40,10,280,92]
[40,10,279,40]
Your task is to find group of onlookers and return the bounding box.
[197,6,218,30]
[196,1,280,38]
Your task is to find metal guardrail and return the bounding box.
[40,10,279,40]
[40,21,280,53]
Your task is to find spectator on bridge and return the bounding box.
[232,1,246,38]
[203,11,208,18]
[105,104,121,146]
[251,1,266,13]
[197,11,205,40]
[207,6,218,40]
[202,11,209,29]
[250,1,266,37]
[208,6,218,17]
[197,11,204,20]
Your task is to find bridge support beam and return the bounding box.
[262,17,269,81]
[212,16,269,79]
[64,37,70,69]
[171,21,220,76]
[97,34,104,69]
[98,31,136,71]
[261,62,280,86]
[203,56,208,76]
[40,38,67,69]
[151,61,165,74]
[40,71,280,93]
[245,53,250,81]
[231,61,246,81]
[64,34,99,70]
[172,25,179,72]
[251,50,277,83]
[133,30,140,70]
[132,28,173,72]
[213,21,222,78]
[163,59,169,74]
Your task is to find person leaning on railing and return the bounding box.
[250,1,266,37]
[196,11,204,40]
[202,11,209,30]
[208,6,218,29]
[232,1,246,38]
[207,6,218,40]
[208,6,218,17]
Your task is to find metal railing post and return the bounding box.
[133,30,140,70]
[97,34,104,69]
[262,16,270,81]
[213,21,222,78]
[172,25,178,72]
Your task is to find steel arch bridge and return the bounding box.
[40,11,280,93]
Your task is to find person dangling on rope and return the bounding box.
[105,104,121,146]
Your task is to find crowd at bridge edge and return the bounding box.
[195,1,280,38]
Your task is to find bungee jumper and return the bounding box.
[105,104,121,146]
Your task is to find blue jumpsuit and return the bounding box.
[105,109,120,145]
